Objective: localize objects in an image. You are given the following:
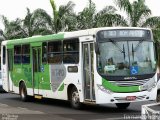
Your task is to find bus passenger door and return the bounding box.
[82,42,95,101]
[32,47,41,95]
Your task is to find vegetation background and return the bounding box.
[0,0,159,40]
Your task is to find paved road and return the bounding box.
[0,92,154,120]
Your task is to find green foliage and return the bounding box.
[1,16,26,39]
[1,0,160,40]
[114,0,160,41]
[1,8,52,39]
[76,0,127,29]
[49,0,76,33]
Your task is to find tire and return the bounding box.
[115,103,130,109]
[70,87,82,109]
[156,91,160,102]
[19,82,28,102]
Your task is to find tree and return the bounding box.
[94,6,127,27]
[76,0,127,30]
[76,1,96,29]
[49,0,76,33]
[114,0,160,42]
[23,8,53,37]
[114,0,160,27]
[1,8,52,39]
[1,16,26,39]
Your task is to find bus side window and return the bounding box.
[3,46,6,65]
[22,44,30,64]
[63,38,79,64]
[14,45,22,64]
[42,42,48,63]
[48,41,62,64]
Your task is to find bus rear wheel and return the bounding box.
[20,82,28,102]
[70,87,82,109]
[115,103,130,109]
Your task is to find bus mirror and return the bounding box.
[95,42,100,54]
[154,41,159,61]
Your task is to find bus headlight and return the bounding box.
[139,79,156,92]
[97,84,113,94]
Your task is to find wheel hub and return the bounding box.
[72,92,79,104]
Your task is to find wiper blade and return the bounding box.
[109,39,125,53]
[132,39,144,62]
[123,44,125,59]
[109,39,126,60]
[133,39,144,52]
[132,43,134,61]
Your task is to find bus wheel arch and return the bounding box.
[67,84,82,109]
[19,81,28,102]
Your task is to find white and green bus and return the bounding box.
[1,27,158,109]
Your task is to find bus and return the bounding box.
[1,27,158,109]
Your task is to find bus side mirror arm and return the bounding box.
[154,41,159,61]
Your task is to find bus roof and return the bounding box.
[2,27,151,46]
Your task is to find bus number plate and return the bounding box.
[126,96,136,101]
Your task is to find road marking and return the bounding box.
[104,116,141,120]
[0,103,44,114]
[17,107,44,114]
[96,117,126,120]
[0,103,9,107]
[17,107,28,110]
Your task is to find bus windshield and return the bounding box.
[96,30,156,78]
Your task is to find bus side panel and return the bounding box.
[11,64,33,94]
[38,64,82,101]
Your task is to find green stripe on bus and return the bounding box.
[6,33,64,46]
[58,83,64,91]
[7,45,14,49]
[31,42,42,47]
[102,78,139,93]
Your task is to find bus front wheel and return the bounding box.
[19,82,28,102]
[70,87,82,109]
[115,103,130,109]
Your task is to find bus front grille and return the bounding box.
[110,79,149,87]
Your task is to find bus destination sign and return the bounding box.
[102,30,148,38]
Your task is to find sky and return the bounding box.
[0,0,159,30]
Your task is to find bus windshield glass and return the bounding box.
[96,29,156,77]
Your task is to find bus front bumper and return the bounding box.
[96,86,157,104]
